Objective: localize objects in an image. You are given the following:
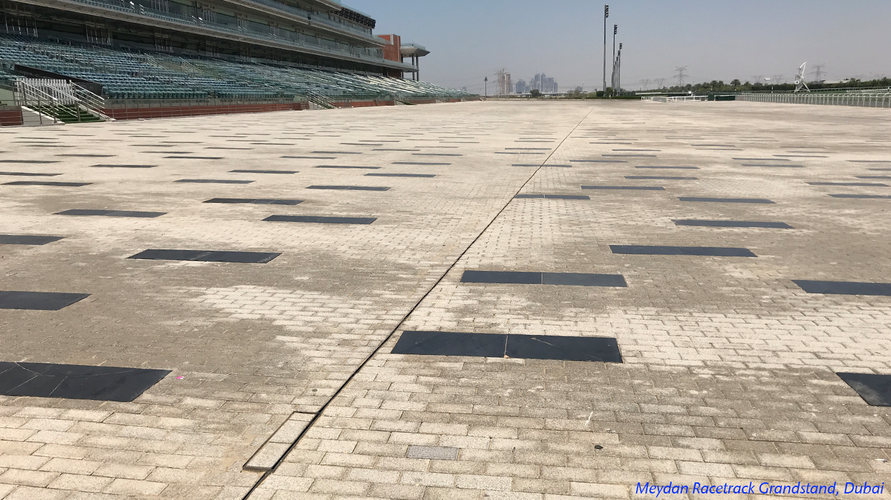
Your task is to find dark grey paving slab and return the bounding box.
[176,179,254,184]
[207,147,254,150]
[603,154,658,158]
[306,186,390,191]
[837,373,891,406]
[282,156,337,160]
[0,172,61,177]
[315,166,381,170]
[204,198,303,205]
[808,182,888,187]
[393,162,451,166]
[635,166,699,170]
[56,209,165,218]
[856,176,891,180]
[91,164,157,169]
[514,194,590,200]
[626,176,698,180]
[793,280,891,296]
[674,220,792,229]
[513,164,571,168]
[3,181,91,187]
[129,250,281,264]
[541,273,627,287]
[461,271,541,284]
[776,154,828,158]
[165,156,224,160]
[582,186,665,191]
[312,151,362,155]
[230,170,297,174]
[413,153,464,156]
[829,194,891,199]
[0,235,64,245]
[849,160,891,164]
[733,158,790,161]
[365,173,436,178]
[0,362,170,402]
[391,331,507,358]
[741,164,805,168]
[0,291,90,310]
[612,149,661,152]
[570,159,627,163]
[55,154,116,158]
[506,335,623,363]
[264,215,376,225]
[0,160,60,165]
[610,245,757,257]
[679,197,775,204]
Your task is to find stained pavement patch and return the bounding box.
[0,171,61,177]
[230,170,297,174]
[365,173,436,178]
[91,164,157,168]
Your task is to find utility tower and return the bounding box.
[655,78,665,89]
[812,64,826,82]
[773,74,784,84]
[640,79,650,90]
[673,66,688,87]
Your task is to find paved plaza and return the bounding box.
[1,100,891,499]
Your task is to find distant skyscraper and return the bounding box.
[528,73,558,93]
[516,80,527,94]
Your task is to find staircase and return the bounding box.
[14,78,112,124]
[29,104,102,123]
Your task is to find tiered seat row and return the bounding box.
[0,35,468,101]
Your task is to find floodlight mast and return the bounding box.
[611,24,618,93]
[603,5,609,93]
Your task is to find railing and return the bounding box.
[51,0,394,65]
[643,96,707,103]
[736,92,891,108]
[72,83,113,120]
[14,78,112,122]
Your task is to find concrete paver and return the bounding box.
[1,101,890,499]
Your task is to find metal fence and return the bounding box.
[737,91,891,108]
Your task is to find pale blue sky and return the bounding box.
[348,0,891,92]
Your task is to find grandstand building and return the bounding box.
[0,0,469,124]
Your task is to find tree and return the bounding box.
[530,89,541,98]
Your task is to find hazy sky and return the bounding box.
[348,0,891,92]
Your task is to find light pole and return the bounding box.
[484,76,488,97]
[611,24,618,93]
[603,5,608,94]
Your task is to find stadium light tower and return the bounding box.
[611,24,618,92]
[484,76,488,97]
[603,5,609,93]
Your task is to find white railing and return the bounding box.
[643,95,707,103]
[14,78,112,122]
[737,92,891,108]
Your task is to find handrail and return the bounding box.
[72,83,114,120]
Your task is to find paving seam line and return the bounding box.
[241,105,597,498]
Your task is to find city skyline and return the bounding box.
[349,0,891,93]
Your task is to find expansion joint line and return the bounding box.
[241,106,595,498]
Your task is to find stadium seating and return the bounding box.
[0,34,468,101]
